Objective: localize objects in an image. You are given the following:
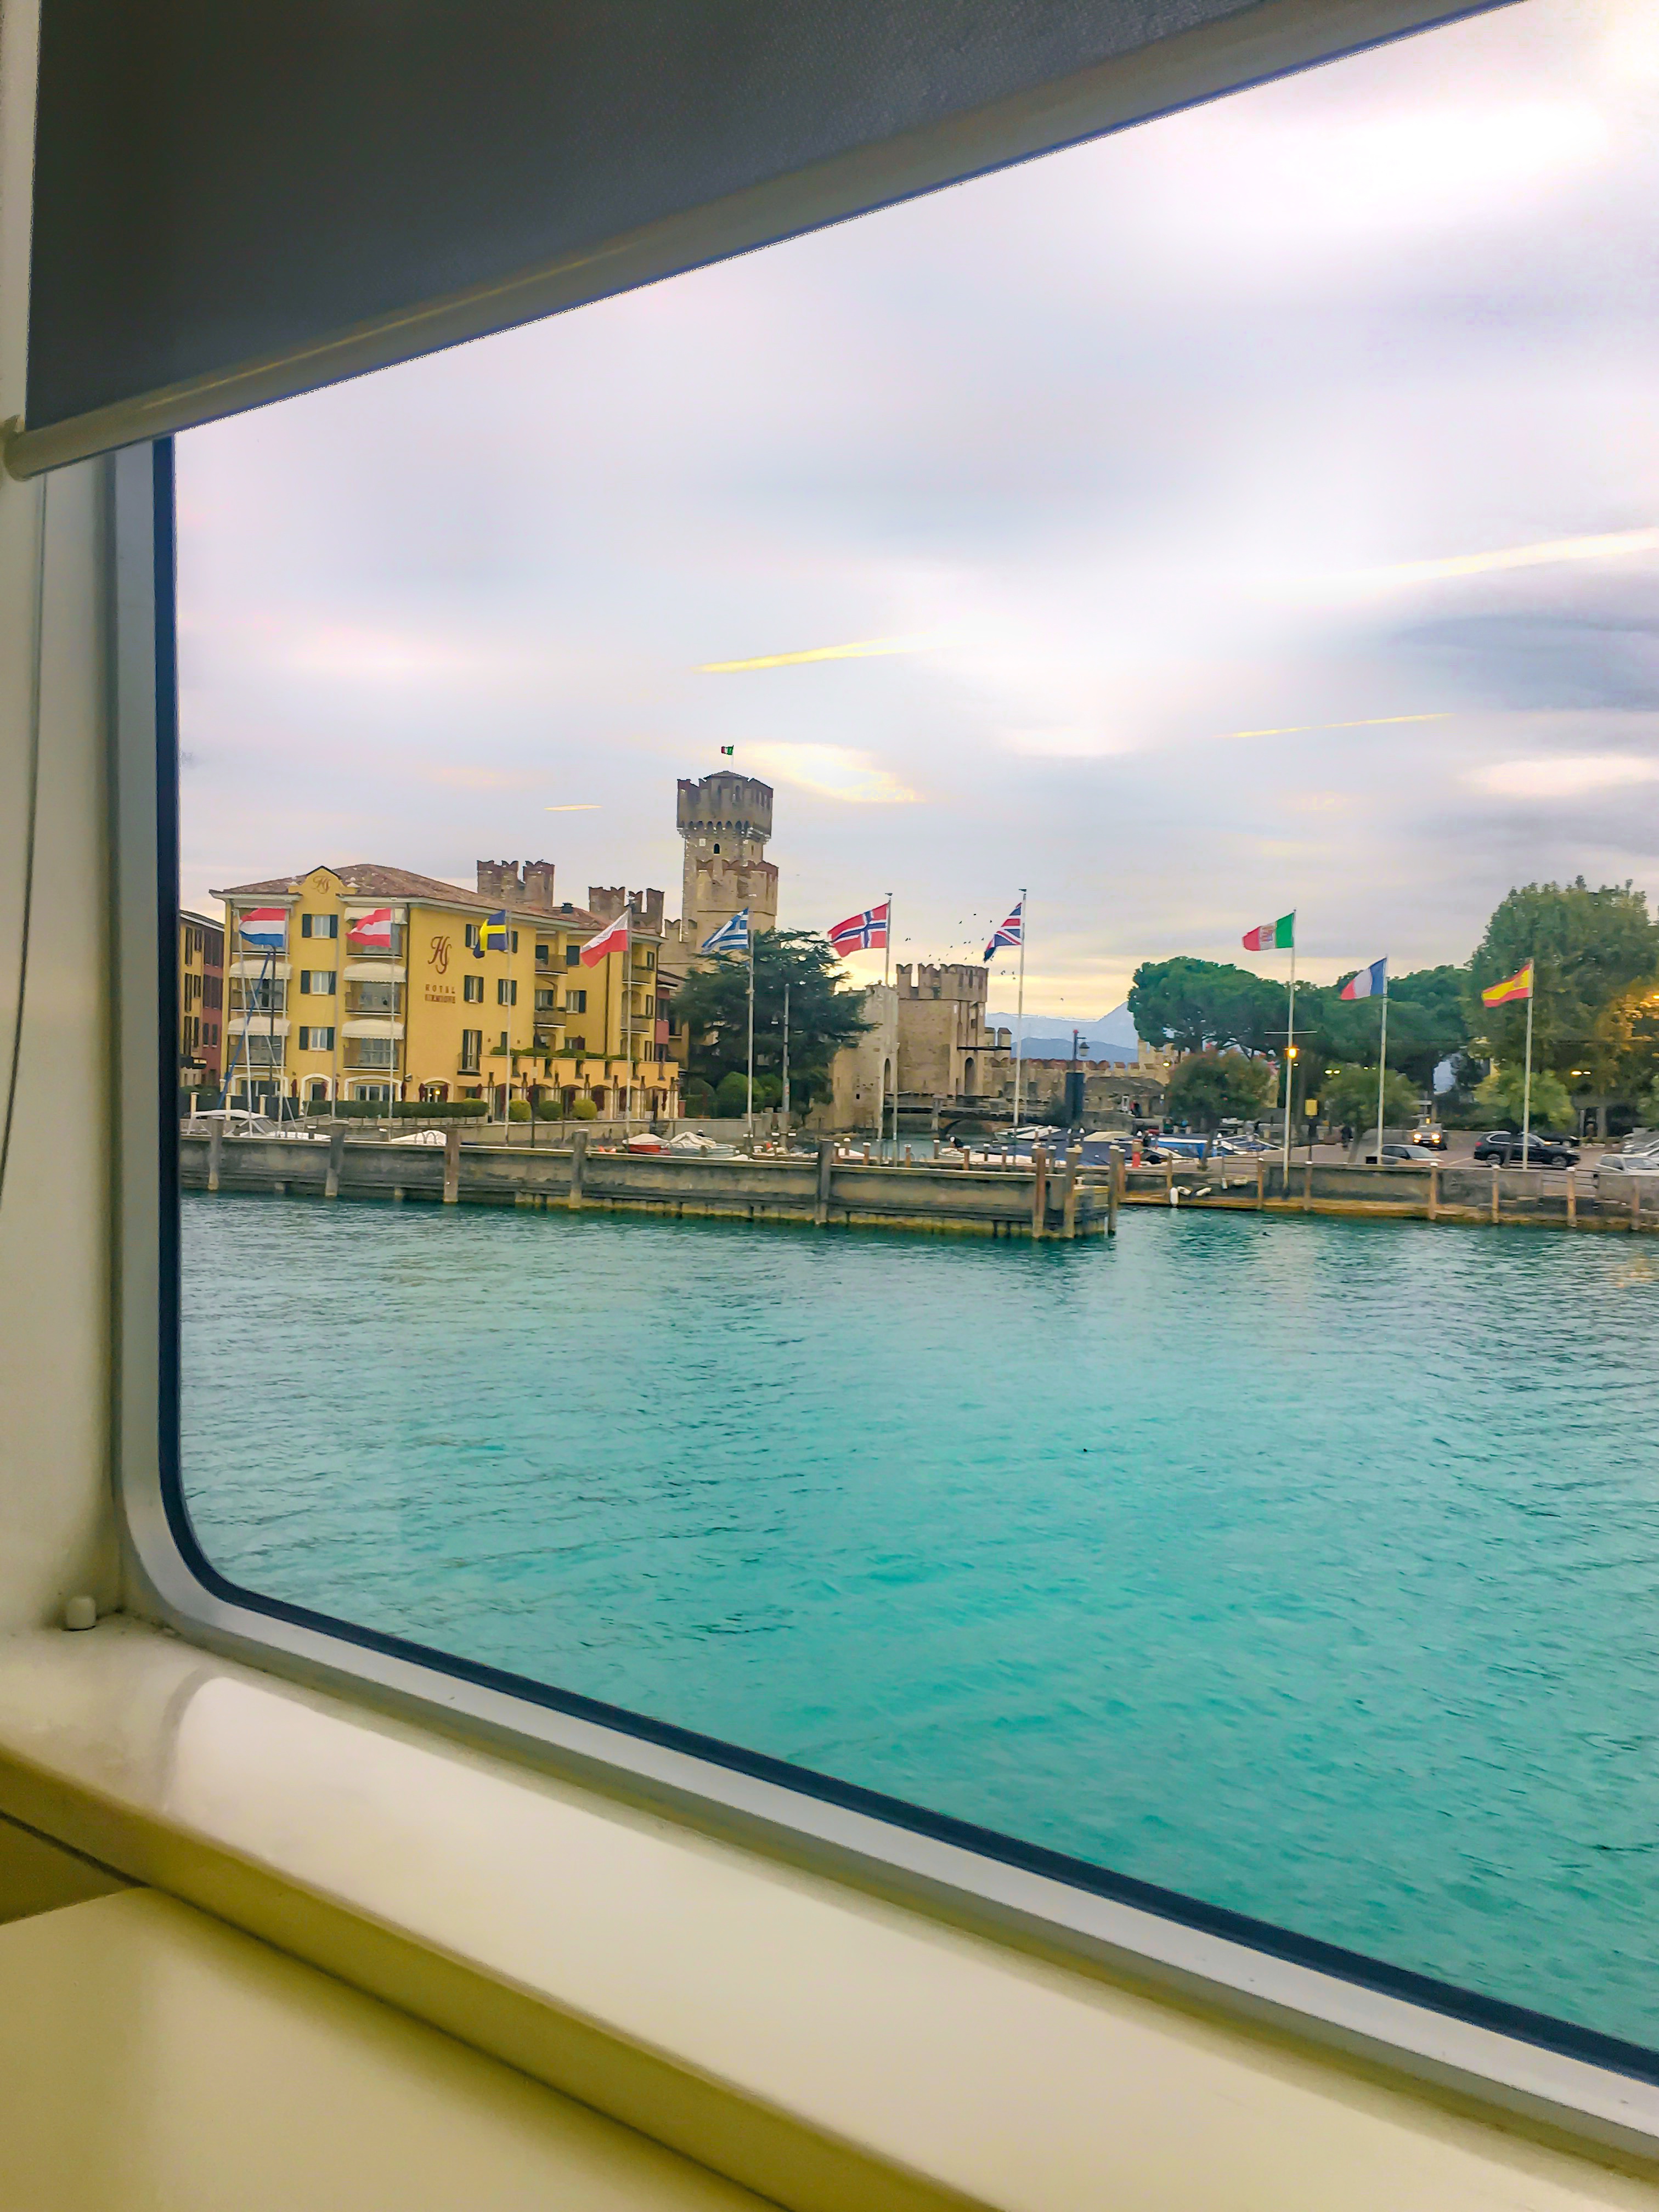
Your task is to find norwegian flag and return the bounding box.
[827,900,890,955]
[983,902,1023,961]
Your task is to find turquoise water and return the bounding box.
[181,1194,1659,2047]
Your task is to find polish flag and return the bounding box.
[580,909,629,966]
[347,908,394,952]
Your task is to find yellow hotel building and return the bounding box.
[212,861,677,1121]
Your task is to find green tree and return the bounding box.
[673,929,871,1104]
[1164,1049,1276,1131]
[1128,958,1283,1055]
[1319,1062,1421,1136]
[1297,968,1469,1088]
[1466,880,1658,1081]
[1474,1064,1574,1131]
[713,1070,749,1118]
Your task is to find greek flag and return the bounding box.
[701,910,751,955]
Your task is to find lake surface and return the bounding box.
[181,1193,1659,2049]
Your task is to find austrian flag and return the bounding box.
[346,907,394,952]
[1242,912,1295,952]
[827,900,890,955]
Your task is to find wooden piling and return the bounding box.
[1108,1147,1121,1236]
[567,1128,588,1211]
[1633,1178,1643,1233]
[443,1125,461,1205]
[816,1138,834,1226]
[1427,1163,1439,1221]
[1031,1146,1048,1239]
[1062,1145,1081,1240]
[1302,1158,1313,1213]
[207,1125,223,1194]
[1565,1168,1575,1227]
[1491,1163,1501,1223]
[325,1125,346,1200]
[1255,1156,1264,1210]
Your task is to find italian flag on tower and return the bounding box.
[1242,912,1295,952]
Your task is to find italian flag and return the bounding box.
[1242,912,1294,952]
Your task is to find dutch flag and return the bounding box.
[238,906,287,950]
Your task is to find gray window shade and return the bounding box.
[16,0,1508,474]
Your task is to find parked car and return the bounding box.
[1365,1142,1438,1164]
[1599,1142,1659,1176]
[1471,1132,1579,1167]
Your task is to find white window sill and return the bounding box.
[0,1619,1652,2212]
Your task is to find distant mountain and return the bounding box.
[985,1000,1147,1062]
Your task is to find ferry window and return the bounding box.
[174,0,1659,2072]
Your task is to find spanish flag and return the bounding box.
[1481,961,1533,1007]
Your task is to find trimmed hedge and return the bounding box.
[303,1097,489,1121]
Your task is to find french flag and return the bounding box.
[1341,956,1387,1001]
[238,906,287,950]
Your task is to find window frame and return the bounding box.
[115,444,1659,2158]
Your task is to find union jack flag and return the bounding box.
[983,901,1023,961]
[827,900,890,955]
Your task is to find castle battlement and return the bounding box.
[676,771,778,951]
[895,962,988,1003]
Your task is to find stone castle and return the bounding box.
[671,772,779,954]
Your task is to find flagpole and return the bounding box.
[1014,888,1027,1135]
[1374,972,1389,1168]
[746,918,755,1149]
[881,890,893,1158]
[1281,923,1297,1188]
[781,981,790,1143]
[620,905,629,1131]
[1521,960,1535,1172]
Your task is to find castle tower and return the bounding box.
[675,772,778,949]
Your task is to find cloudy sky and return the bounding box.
[177,0,1659,1022]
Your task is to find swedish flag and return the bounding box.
[474,908,509,958]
